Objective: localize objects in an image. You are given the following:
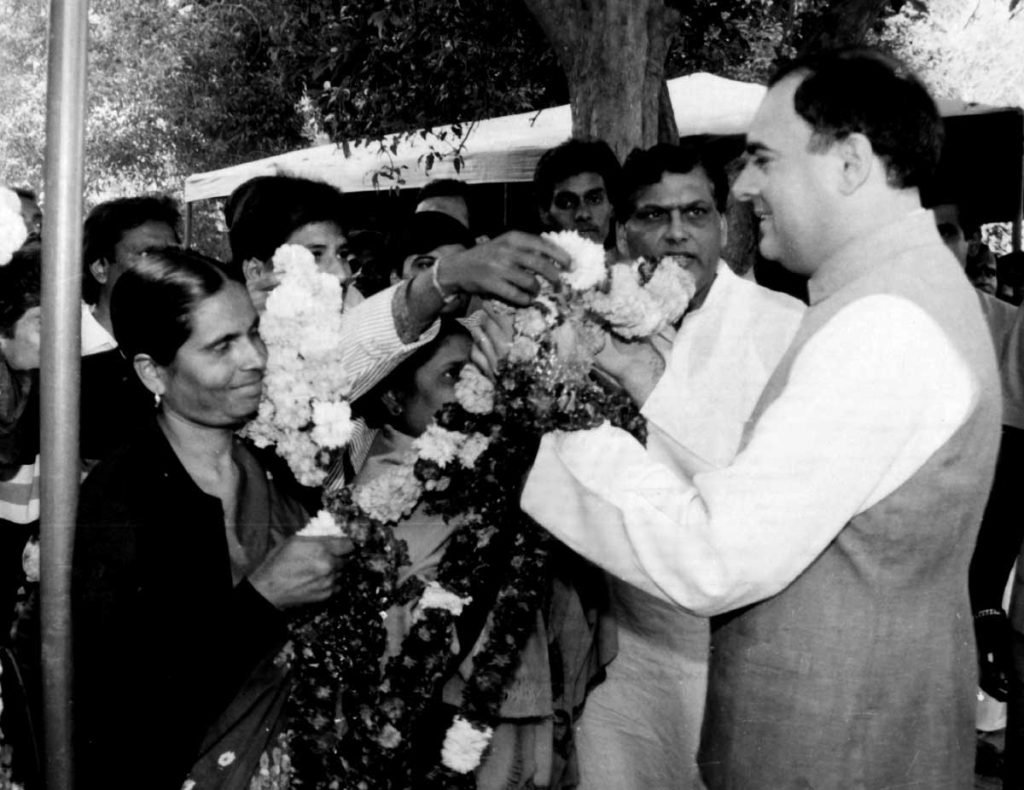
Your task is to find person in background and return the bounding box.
[79,196,179,461]
[415,178,472,231]
[388,209,477,315]
[83,195,182,337]
[534,139,621,248]
[997,302,1024,788]
[346,228,389,297]
[72,248,352,790]
[12,188,42,243]
[997,251,1024,306]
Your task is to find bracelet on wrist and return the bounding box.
[431,259,460,305]
[974,608,1004,619]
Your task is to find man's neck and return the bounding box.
[93,297,114,337]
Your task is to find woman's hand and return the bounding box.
[248,535,352,609]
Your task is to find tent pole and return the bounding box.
[40,0,88,786]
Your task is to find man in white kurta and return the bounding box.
[570,143,804,790]
[524,53,999,789]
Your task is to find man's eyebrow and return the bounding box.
[202,330,241,350]
[745,141,774,156]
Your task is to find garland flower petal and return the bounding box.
[0,187,28,267]
[541,230,607,292]
[440,717,494,774]
[242,244,354,487]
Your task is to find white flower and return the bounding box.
[270,243,317,277]
[541,230,607,292]
[413,424,465,468]
[457,433,490,468]
[440,716,493,773]
[217,750,236,768]
[296,509,345,537]
[181,780,196,790]
[310,400,354,449]
[0,187,29,267]
[587,262,663,338]
[353,463,423,523]
[413,581,472,622]
[645,257,698,327]
[514,305,552,339]
[21,537,39,583]
[508,335,540,365]
[454,364,494,415]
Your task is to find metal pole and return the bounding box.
[40,0,88,786]
[184,200,194,248]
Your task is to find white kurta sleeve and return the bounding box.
[339,283,440,402]
[522,295,977,616]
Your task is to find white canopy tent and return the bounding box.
[183,73,767,203]
[183,73,1023,249]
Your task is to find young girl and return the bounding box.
[354,318,604,789]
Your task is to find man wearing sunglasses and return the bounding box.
[534,138,621,247]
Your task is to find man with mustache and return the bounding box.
[524,50,1000,789]
[568,142,804,790]
[534,138,621,248]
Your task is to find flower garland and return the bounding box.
[243,244,356,487]
[0,187,28,267]
[255,232,695,789]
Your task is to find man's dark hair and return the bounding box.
[82,195,182,304]
[416,179,469,203]
[533,138,622,210]
[226,175,347,269]
[0,244,42,338]
[12,187,37,203]
[616,142,730,220]
[770,48,943,189]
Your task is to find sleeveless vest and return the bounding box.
[698,212,1001,790]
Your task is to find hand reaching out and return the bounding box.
[438,231,569,307]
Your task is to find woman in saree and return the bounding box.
[71,248,352,790]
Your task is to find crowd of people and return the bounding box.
[1,46,1023,789]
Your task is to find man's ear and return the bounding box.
[88,258,110,285]
[835,133,874,195]
[242,257,268,283]
[538,206,553,230]
[719,212,729,250]
[133,353,167,399]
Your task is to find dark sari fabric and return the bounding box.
[72,418,307,790]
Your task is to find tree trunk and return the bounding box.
[522,0,679,160]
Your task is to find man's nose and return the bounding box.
[574,203,592,220]
[666,209,689,241]
[732,162,757,202]
[323,254,353,284]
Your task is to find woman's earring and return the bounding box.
[154,392,162,407]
